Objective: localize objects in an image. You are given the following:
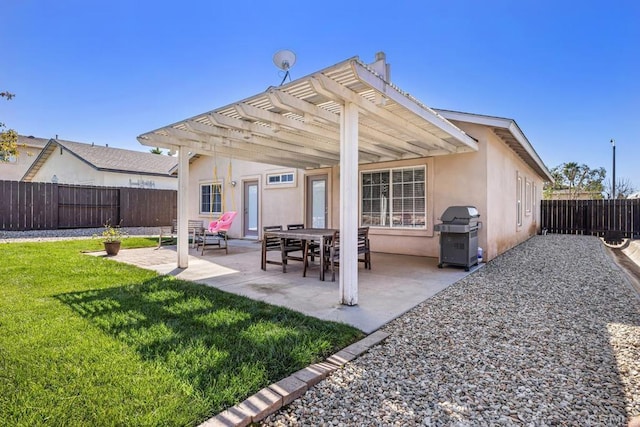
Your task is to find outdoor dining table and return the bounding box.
[263,228,336,281]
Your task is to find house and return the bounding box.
[22,138,178,190]
[138,52,552,305]
[0,135,49,181]
[546,188,602,200]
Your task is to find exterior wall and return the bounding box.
[0,144,41,181]
[30,148,177,189]
[185,127,547,261]
[483,128,544,259]
[188,156,304,238]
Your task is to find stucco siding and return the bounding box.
[185,130,547,261]
[485,129,544,259]
[34,151,99,184]
[30,149,177,189]
[0,145,37,181]
[188,156,304,238]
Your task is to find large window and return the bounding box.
[200,183,222,215]
[361,166,426,228]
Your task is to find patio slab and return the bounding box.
[107,239,479,333]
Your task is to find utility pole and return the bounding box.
[611,139,616,200]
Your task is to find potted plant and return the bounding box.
[95,221,127,255]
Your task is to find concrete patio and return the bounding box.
[107,239,481,333]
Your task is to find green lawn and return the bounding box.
[0,238,363,426]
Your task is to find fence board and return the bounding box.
[541,199,640,238]
[0,180,176,231]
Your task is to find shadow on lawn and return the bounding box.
[55,275,359,407]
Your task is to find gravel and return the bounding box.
[0,227,161,243]
[262,235,640,426]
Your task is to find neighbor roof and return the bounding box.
[22,138,178,182]
[18,135,50,149]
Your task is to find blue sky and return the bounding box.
[2,1,638,188]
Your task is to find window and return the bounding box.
[361,166,426,228]
[532,183,537,222]
[525,179,532,214]
[516,173,523,227]
[267,172,295,185]
[200,183,222,215]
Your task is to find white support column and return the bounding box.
[339,102,359,305]
[177,148,189,268]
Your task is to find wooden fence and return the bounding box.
[540,199,640,238]
[0,181,177,231]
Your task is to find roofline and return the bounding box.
[434,109,553,182]
[22,139,177,182]
[138,56,361,144]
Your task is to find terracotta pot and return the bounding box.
[104,241,121,256]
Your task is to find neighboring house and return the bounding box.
[629,192,640,200]
[0,135,49,181]
[546,188,602,200]
[138,52,552,304]
[22,138,178,190]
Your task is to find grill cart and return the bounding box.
[434,206,481,271]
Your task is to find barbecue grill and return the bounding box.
[434,206,481,271]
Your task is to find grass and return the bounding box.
[0,237,363,426]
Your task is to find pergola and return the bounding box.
[138,52,478,305]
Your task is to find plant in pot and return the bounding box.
[95,221,127,255]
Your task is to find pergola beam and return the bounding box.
[266,90,421,159]
[310,74,460,153]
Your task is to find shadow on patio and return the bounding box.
[109,239,480,333]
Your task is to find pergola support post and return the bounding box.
[339,102,359,305]
[177,148,190,268]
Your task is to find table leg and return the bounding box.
[319,237,326,281]
[280,238,287,273]
[302,240,309,277]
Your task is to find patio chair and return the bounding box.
[261,225,305,271]
[261,225,283,270]
[286,223,315,261]
[198,212,237,255]
[157,219,177,248]
[325,227,372,281]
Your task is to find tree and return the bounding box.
[543,162,606,200]
[150,147,163,155]
[604,177,637,199]
[0,91,18,162]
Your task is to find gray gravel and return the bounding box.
[263,235,640,426]
[0,227,160,243]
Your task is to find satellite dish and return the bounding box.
[273,49,296,71]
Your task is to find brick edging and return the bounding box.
[200,330,390,427]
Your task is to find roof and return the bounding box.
[22,138,178,181]
[138,53,479,169]
[434,109,553,182]
[18,135,49,149]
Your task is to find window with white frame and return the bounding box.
[200,182,222,215]
[266,172,295,185]
[525,179,532,214]
[532,183,537,222]
[516,173,523,227]
[361,166,426,228]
